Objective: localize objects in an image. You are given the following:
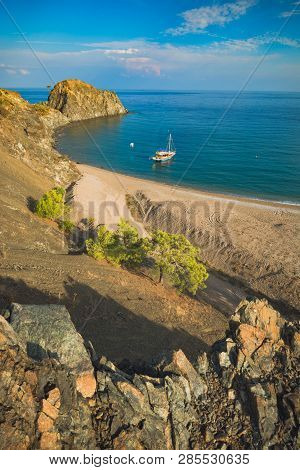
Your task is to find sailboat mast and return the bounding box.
[168,133,172,152]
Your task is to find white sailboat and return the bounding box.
[151,133,176,162]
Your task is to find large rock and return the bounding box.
[48,79,127,121]
[9,303,96,398]
[212,298,300,448]
[0,317,37,449]
[0,314,96,450]
[233,298,283,342]
[157,349,208,399]
[0,79,127,187]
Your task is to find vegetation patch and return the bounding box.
[35,186,72,224]
[86,219,150,268]
[151,230,208,294]
[57,219,75,234]
[86,219,208,294]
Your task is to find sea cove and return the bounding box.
[18,88,300,204]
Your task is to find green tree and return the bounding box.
[57,219,75,234]
[86,224,119,263]
[35,187,67,221]
[86,219,150,268]
[150,230,208,294]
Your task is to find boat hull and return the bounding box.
[151,151,176,162]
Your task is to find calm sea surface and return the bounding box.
[16,89,300,204]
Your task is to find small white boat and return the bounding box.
[151,133,176,162]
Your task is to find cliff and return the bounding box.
[0,88,78,185]
[0,79,127,184]
[0,299,299,450]
[48,79,127,121]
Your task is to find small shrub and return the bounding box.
[87,217,95,228]
[86,219,149,268]
[116,218,150,267]
[35,187,67,220]
[58,219,75,233]
[86,225,119,263]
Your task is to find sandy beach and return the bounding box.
[72,163,300,315]
[72,163,299,224]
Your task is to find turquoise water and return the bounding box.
[17,89,300,203]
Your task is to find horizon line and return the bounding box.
[6,86,300,94]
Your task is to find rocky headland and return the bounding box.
[48,79,127,121]
[0,78,299,449]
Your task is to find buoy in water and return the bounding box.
[130,142,134,148]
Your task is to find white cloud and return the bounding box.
[279,1,300,17]
[23,42,161,77]
[118,56,161,76]
[166,0,257,35]
[280,11,300,18]
[5,69,17,75]
[211,34,300,51]
[81,40,144,49]
[276,36,300,47]
[1,34,299,88]
[0,63,30,75]
[1,41,256,80]
[35,45,140,59]
[103,48,139,55]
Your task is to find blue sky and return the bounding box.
[0,0,300,90]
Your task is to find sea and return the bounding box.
[15,88,300,204]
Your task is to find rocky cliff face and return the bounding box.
[48,79,127,121]
[0,298,299,450]
[0,88,79,185]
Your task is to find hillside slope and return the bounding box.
[0,147,227,365]
[0,89,78,185]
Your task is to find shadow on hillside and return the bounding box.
[27,196,38,212]
[195,268,300,322]
[0,275,208,371]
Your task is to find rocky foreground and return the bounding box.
[0,298,299,450]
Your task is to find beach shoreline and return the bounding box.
[74,162,300,212]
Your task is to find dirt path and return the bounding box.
[197,271,248,316]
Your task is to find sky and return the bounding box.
[0,0,300,90]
